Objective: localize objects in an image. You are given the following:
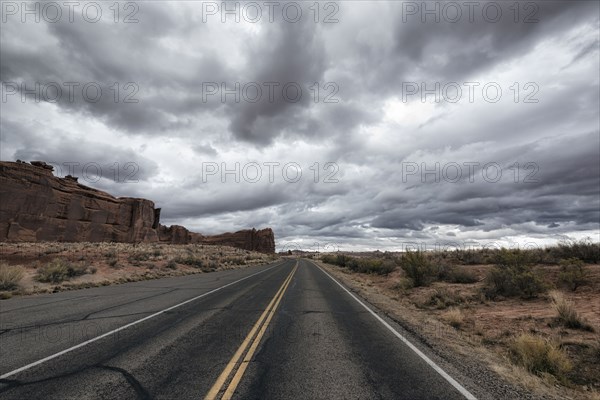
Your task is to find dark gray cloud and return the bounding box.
[1,1,598,250]
[0,118,159,189]
[225,18,328,144]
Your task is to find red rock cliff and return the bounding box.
[199,228,275,254]
[0,161,275,253]
[0,161,159,243]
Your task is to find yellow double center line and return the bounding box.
[204,261,298,400]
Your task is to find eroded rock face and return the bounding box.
[157,225,192,244]
[0,161,276,253]
[0,161,159,243]
[200,228,276,254]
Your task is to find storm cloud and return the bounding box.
[1,1,598,250]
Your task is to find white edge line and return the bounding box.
[0,260,286,380]
[311,261,478,400]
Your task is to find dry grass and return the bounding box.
[550,290,594,331]
[36,258,89,283]
[0,242,277,296]
[509,334,572,381]
[0,262,25,290]
[442,308,465,329]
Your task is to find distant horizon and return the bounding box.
[1,158,597,253]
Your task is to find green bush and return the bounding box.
[321,254,397,275]
[174,255,204,268]
[555,239,600,263]
[424,241,599,267]
[493,248,533,268]
[333,254,351,267]
[352,258,396,275]
[207,260,218,270]
[104,249,117,258]
[485,267,547,299]
[452,249,494,265]
[433,263,454,281]
[375,259,397,275]
[321,254,336,264]
[36,258,88,283]
[0,263,25,290]
[434,264,478,284]
[558,258,588,291]
[526,247,560,265]
[128,251,151,263]
[448,266,479,284]
[226,257,246,265]
[427,288,463,309]
[400,251,434,287]
[484,249,547,299]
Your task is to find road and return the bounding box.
[0,258,480,399]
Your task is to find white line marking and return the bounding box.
[0,261,285,380]
[312,261,477,400]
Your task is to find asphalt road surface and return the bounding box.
[0,258,481,399]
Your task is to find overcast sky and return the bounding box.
[1,1,599,251]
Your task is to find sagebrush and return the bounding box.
[484,249,546,299]
[0,263,25,290]
[36,258,88,283]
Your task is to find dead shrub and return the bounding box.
[549,290,594,331]
[509,334,572,381]
[442,308,465,329]
[0,262,25,290]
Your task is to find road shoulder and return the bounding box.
[312,259,570,400]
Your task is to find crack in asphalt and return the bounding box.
[99,365,151,400]
[0,364,152,400]
[81,289,179,320]
[0,289,184,336]
[0,295,102,313]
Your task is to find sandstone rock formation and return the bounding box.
[0,161,275,253]
[200,228,275,254]
[0,161,159,243]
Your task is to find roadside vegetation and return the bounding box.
[0,262,25,298]
[319,239,600,398]
[0,242,278,297]
[510,334,572,382]
[549,290,594,332]
[36,258,91,283]
[484,249,547,299]
[321,254,396,275]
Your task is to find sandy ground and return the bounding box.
[0,242,278,296]
[316,260,600,400]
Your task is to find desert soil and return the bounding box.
[0,242,278,296]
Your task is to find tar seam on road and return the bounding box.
[0,261,286,380]
[312,260,478,400]
[204,261,298,400]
